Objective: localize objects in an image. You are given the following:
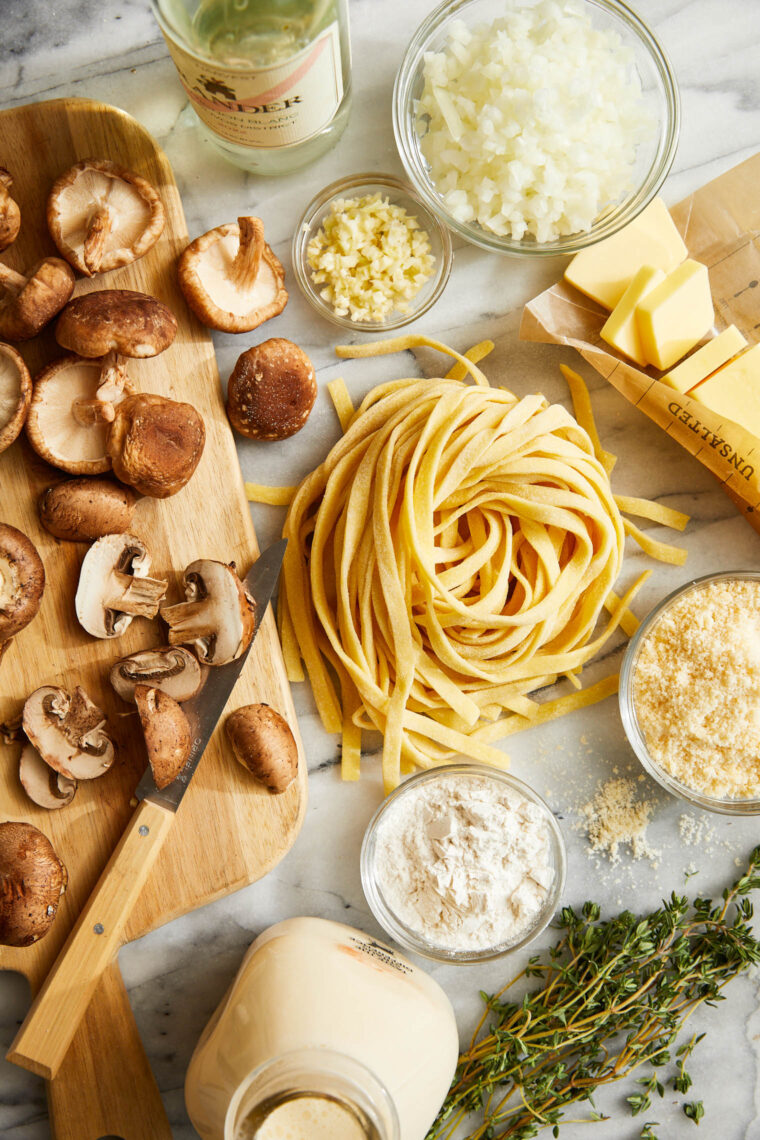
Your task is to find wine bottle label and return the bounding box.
[162,22,343,150]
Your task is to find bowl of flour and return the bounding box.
[360,764,566,962]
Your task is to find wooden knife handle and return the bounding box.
[7,798,175,1081]
[48,958,172,1140]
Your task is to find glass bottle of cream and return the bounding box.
[150,0,352,175]
[185,917,459,1140]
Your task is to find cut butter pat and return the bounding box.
[600,265,664,366]
[635,260,714,371]
[690,343,760,438]
[663,325,747,393]
[564,197,687,310]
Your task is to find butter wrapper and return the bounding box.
[520,153,760,536]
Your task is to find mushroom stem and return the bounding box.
[83,204,114,275]
[72,396,116,425]
[161,599,218,642]
[0,261,28,295]
[230,216,264,290]
[72,351,128,425]
[107,570,168,617]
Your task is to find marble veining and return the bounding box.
[3,1,760,1137]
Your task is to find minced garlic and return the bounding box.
[633,578,760,800]
[306,192,435,323]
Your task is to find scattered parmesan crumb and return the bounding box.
[306,193,435,323]
[679,813,715,848]
[579,777,658,865]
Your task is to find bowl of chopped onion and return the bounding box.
[393,0,680,255]
[292,172,453,331]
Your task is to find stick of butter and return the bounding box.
[564,198,687,310]
[689,343,760,437]
[635,260,715,371]
[662,325,748,393]
[600,265,665,366]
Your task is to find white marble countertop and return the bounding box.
[3,1,760,1137]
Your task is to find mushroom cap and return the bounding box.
[0,820,68,946]
[0,524,45,642]
[134,684,192,790]
[161,559,256,666]
[107,392,205,498]
[227,338,316,441]
[178,219,288,333]
[0,169,21,252]
[0,341,32,454]
[47,158,165,277]
[75,532,166,639]
[0,258,75,342]
[19,742,77,810]
[22,685,115,781]
[110,645,206,704]
[38,477,137,542]
[225,703,297,794]
[56,290,177,359]
[26,356,134,475]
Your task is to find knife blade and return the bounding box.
[135,537,288,811]
[7,539,288,1081]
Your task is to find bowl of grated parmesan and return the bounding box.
[620,571,760,814]
[360,764,567,963]
[393,0,679,255]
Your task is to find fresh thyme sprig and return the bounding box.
[428,847,760,1140]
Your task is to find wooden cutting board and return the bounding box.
[0,97,307,1138]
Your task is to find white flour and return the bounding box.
[373,774,554,951]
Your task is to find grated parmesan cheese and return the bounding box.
[416,0,652,243]
[306,192,435,323]
[579,777,657,864]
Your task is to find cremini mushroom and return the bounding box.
[107,392,206,498]
[225,703,297,794]
[0,821,68,946]
[161,559,255,666]
[134,684,192,790]
[0,257,75,341]
[47,158,165,277]
[0,524,45,645]
[25,355,135,474]
[0,169,20,252]
[227,338,316,441]
[110,645,205,704]
[19,742,77,810]
[38,477,138,542]
[22,684,115,781]
[0,342,32,454]
[75,532,167,639]
[178,216,287,333]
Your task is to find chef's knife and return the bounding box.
[7,539,288,1082]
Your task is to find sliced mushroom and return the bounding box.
[227,339,316,441]
[75,533,167,639]
[19,742,77,810]
[110,646,205,703]
[226,704,297,794]
[47,159,165,277]
[26,356,134,474]
[161,560,255,666]
[134,684,191,790]
[0,821,67,946]
[178,216,288,333]
[22,684,114,781]
[0,524,45,643]
[38,477,138,542]
[107,392,206,498]
[0,257,75,341]
[0,169,20,252]
[0,342,32,454]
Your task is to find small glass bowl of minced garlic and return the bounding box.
[361,763,566,963]
[292,173,452,331]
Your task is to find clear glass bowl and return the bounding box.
[393,0,680,257]
[619,571,760,816]
[291,172,453,331]
[360,763,566,963]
